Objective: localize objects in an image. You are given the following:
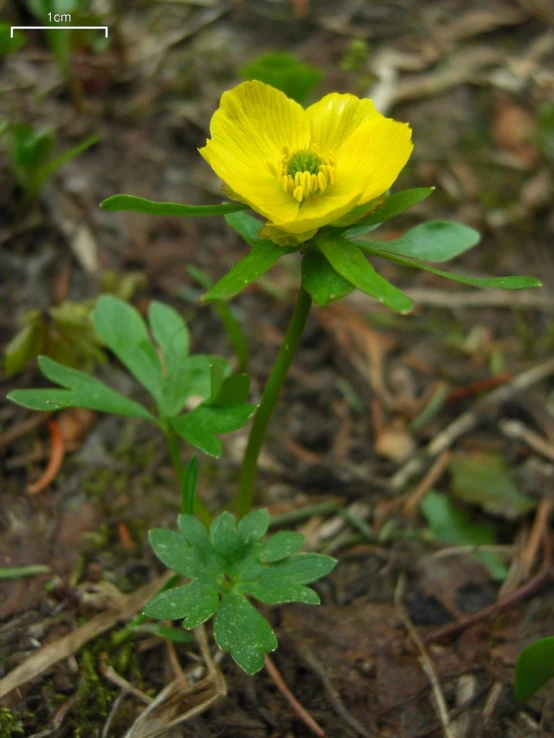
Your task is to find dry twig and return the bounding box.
[395,577,456,738]
[390,358,554,490]
[264,654,326,738]
[0,573,172,700]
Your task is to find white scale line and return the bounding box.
[11,26,109,38]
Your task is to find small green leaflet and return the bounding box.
[315,232,413,314]
[145,508,336,674]
[419,490,507,581]
[344,187,434,238]
[214,591,278,674]
[93,295,164,402]
[354,221,480,262]
[301,250,353,306]
[359,244,541,292]
[203,212,293,302]
[515,637,554,704]
[170,402,257,458]
[8,356,157,423]
[100,194,249,217]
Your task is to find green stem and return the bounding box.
[236,287,312,518]
[166,428,211,526]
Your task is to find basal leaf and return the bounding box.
[93,296,163,401]
[100,194,248,217]
[301,250,353,306]
[144,580,220,628]
[316,233,413,314]
[259,531,305,563]
[515,637,554,704]
[213,591,277,674]
[344,187,434,238]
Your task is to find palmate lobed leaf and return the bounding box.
[145,509,336,672]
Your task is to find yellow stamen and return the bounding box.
[274,144,337,204]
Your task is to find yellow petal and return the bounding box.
[200,81,309,169]
[336,116,413,205]
[272,178,363,234]
[305,93,381,153]
[201,139,300,224]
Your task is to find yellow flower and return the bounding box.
[199,81,413,242]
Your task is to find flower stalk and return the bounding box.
[166,426,210,525]
[236,287,312,518]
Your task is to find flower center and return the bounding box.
[275,144,336,203]
[287,150,321,176]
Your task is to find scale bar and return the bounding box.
[11,26,109,38]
